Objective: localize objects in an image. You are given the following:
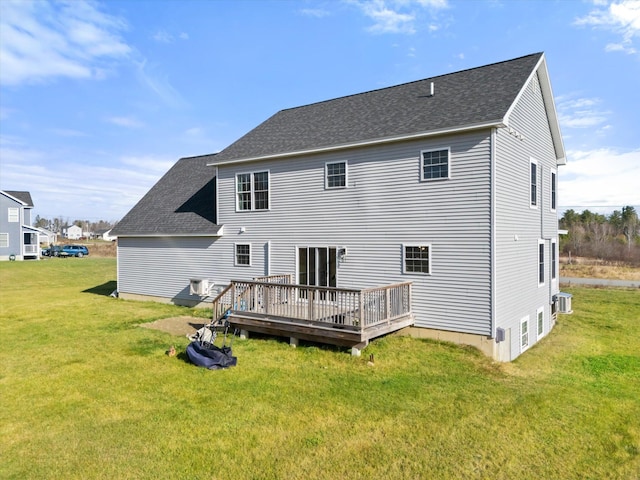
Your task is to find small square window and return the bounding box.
[421,149,450,181]
[326,161,346,188]
[403,244,431,274]
[235,244,251,266]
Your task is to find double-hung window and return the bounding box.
[403,244,431,275]
[520,316,530,352]
[551,239,557,281]
[235,243,251,266]
[538,240,545,286]
[537,307,544,339]
[550,168,557,211]
[421,148,450,181]
[8,208,19,222]
[326,161,347,188]
[236,171,269,211]
[530,159,538,207]
[0,233,8,248]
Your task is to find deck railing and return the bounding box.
[218,279,412,332]
[24,244,39,256]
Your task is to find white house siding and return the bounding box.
[495,71,560,360]
[117,236,220,304]
[214,130,493,336]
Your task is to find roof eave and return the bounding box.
[503,53,567,166]
[114,225,225,238]
[208,121,504,166]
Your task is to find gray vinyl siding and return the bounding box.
[117,236,221,302]
[495,72,560,359]
[215,130,493,335]
[0,194,22,259]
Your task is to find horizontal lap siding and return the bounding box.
[117,237,219,301]
[216,131,493,335]
[495,72,560,359]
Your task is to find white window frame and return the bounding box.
[8,208,19,222]
[402,244,432,275]
[530,158,538,208]
[325,161,347,189]
[538,239,545,287]
[234,243,251,266]
[550,168,557,212]
[520,316,530,352]
[536,306,544,340]
[551,239,557,282]
[421,148,451,182]
[0,233,8,248]
[235,170,270,212]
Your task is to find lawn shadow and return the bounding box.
[83,281,117,296]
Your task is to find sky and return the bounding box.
[1,0,639,223]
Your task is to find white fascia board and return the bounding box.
[503,54,567,166]
[0,191,28,205]
[207,121,503,166]
[116,225,224,238]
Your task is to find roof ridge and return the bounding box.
[278,52,543,113]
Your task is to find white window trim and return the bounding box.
[538,239,545,287]
[0,233,8,248]
[550,167,557,212]
[551,238,557,282]
[520,315,530,352]
[420,147,451,182]
[235,170,270,212]
[402,243,432,275]
[536,306,544,340]
[234,243,252,267]
[8,208,19,223]
[530,158,539,209]
[325,161,348,189]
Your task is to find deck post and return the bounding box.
[290,337,299,348]
[351,341,368,357]
[240,329,249,340]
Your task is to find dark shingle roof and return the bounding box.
[211,53,544,164]
[4,191,34,206]
[111,155,219,236]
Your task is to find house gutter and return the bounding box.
[207,120,506,166]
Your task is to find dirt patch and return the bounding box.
[139,316,207,336]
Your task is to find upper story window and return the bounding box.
[326,161,347,189]
[8,208,19,222]
[530,159,538,208]
[550,168,557,211]
[403,244,431,275]
[421,148,450,181]
[236,171,269,211]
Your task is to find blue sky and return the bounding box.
[1,0,639,222]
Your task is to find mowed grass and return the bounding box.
[1,259,638,479]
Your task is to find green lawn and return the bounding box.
[1,258,638,479]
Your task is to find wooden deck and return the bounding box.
[210,275,414,354]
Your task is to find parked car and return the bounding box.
[62,245,89,257]
[42,245,64,257]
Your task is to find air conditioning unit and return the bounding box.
[189,278,211,296]
[556,292,573,314]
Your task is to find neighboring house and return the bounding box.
[35,227,57,246]
[97,228,117,241]
[64,225,82,240]
[113,52,566,361]
[0,190,40,261]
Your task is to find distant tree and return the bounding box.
[34,215,49,229]
[621,206,638,250]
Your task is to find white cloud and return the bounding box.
[300,8,331,18]
[556,94,610,129]
[135,59,186,108]
[560,148,640,210]
[0,0,131,86]
[351,0,448,35]
[107,116,145,128]
[152,30,174,43]
[574,0,640,55]
[0,142,174,220]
